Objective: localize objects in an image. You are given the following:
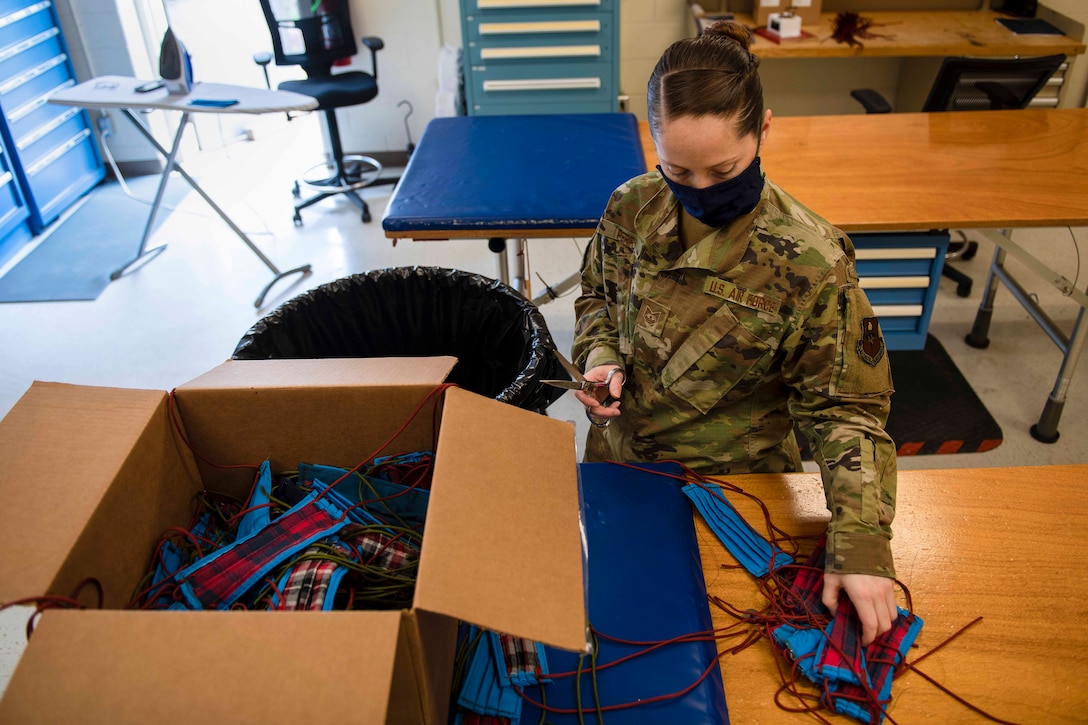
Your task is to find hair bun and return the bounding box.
[703,20,753,51]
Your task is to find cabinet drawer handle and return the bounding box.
[483,77,601,92]
[0,27,59,63]
[10,77,73,122]
[25,127,89,176]
[481,45,600,60]
[855,248,937,260]
[0,53,67,95]
[477,0,600,8]
[0,1,51,31]
[16,106,79,150]
[871,304,924,317]
[859,276,932,290]
[479,20,601,34]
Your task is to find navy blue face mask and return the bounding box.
[658,156,765,228]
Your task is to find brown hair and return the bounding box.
[647,21,763,142]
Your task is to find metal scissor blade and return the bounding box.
[541,379,588,391]
[551,348,588,383]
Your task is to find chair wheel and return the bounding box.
[293,211,303,226]
[362,209,372,223]
[292,181,301,198]
[957,281,972,297]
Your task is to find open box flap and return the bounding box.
[415,388,588,652]
[173,357,457,499]
[0,610,403,724]
[181,356,458,390]
[0,382,185,604]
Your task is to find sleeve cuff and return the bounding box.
[826,531,895,578]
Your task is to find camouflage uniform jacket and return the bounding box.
[573,171,897,577]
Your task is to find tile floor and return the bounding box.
[1,110,1085,696]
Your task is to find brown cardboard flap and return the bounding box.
[0,610,403,724]
[0,383,178,604]
[416,388,587,652]
[183,357,458,390]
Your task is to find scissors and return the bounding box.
[542,349,621,408]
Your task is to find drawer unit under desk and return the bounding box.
[852,231,950,351]
[461,0,619,115]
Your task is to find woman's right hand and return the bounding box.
[574,365,624,420]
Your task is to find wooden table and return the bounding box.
[699,464,1088,723]
[641,109,1088,232]
[719,10,1086,59]
[641,109,1088,439]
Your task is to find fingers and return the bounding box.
[823,573,897,647]
[821,574,842,616]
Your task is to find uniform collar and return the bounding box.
[638,174,766,274]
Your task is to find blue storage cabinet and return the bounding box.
[0,122,30,268]
[0,0,103,234]
[852,231,949,351]
[460,0,620,115]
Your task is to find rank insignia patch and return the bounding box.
[857,317,885,367]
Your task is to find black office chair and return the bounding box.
[850,54,1066,297]
[254,0,397,226]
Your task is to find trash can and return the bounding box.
[232,266,568,414]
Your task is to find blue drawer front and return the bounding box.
[0,0,52,16]
[0,53,68,111]
[0,163,27,235]
[7,86,74,142]
[21,129,101,228]
[853,231,949,351]
[0,0,52,50]
[0,28,62,83]
[14,105,84,163]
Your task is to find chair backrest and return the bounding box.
[922,54,1066,112]
[258,0,357,77]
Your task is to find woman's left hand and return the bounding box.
[822,572,897,647]
[574,365,624,420]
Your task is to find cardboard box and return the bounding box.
[0,358,587,724]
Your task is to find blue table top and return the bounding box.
[381,113,646,237]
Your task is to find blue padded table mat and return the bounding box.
[382,113,646,235]
[520,462,729,724]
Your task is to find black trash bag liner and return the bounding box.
[233,266,569,413]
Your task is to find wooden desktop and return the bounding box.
[708,10,1085,59]
[700,464,1088,723]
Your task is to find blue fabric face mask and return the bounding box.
[658,156,765,228]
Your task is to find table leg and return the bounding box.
[1032,301,1087,443]
[513,238,530,298]
[965,245,1005,349]
[966,228,1088,442]
[109,113,191,280]
[118,109,312,307]
[488,237,509,286]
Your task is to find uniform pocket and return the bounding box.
[831,286,894,398]
[661,303,770,414]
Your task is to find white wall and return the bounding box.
[53,0,170,166]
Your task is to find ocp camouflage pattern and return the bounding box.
[573,171,897,577]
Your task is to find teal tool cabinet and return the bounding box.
[0,0,103,235]
[852,231,950,351]
[0,122,30,268]
[459,0,620,115]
